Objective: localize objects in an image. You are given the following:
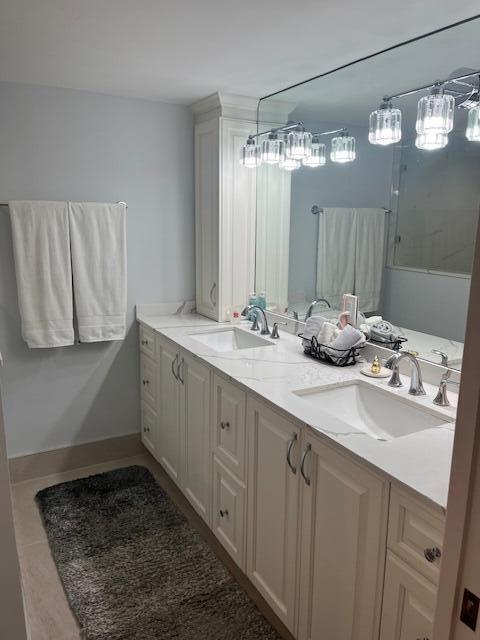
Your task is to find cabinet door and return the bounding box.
[141,402,157,456]
[180,353,211,524]
[212,374,246,480]
[380,552,436,640]
[195,118,219,320]
[298,435,389,640]
[158,339,181,484]
[212,456,246,570]
[246,398,300,633]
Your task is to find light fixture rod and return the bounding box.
[311,128,346,136]
[384,69,480,102]
[248,120,304,141]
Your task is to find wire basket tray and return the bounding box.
[299,334,363,367]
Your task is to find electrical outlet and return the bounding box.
[460,588,480,631]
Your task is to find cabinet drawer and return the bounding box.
[139,325,156,359]
[388,486,445,585]
[212,375,246,481]
[141,402,157,456]
[140,353,157,409]
[212,457,246,570]
[380,551,436,640]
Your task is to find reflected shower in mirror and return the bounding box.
[253,17,480,370]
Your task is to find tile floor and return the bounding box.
[11,452,173,640]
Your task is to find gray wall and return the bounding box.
[0,81,194,457]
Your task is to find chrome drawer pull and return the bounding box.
[219,509,229,518]
[300,443,312,486]
[141,338,148,345]
[220,421,230,430]
[142,379,149,385]
[424,547,441,563]
[177,357,185,384]
[171,354,179,380]
[286,433,298,474]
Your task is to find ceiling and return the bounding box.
[0,1,478,105]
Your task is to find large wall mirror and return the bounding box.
[253,17,480,370]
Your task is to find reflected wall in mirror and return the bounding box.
[253,18,480,370]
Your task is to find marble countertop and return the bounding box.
[137,312,456,510]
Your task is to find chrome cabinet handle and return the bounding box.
[141,338,148,345]
[220,421,230,430]
[209,282,217,307]
[300,443,312,486]
[171,354,179,380]
[177,357,185,384]
[143,426,150,433]
[142,379,149,385]
[286,433,298,474]
[424,547,441,563]
[219,509,229,518]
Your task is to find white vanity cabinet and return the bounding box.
[246,398,301,633]
[297,433,389,640]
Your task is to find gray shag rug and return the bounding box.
[36,465,281,640]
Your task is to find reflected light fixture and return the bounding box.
[466,99,480,142]
[368,99,402,145]
[286,125,312,160]
[416,84,454,139]
[279,150,300,171]
[415,132,448,151]
[302,136,326,167]
[262,132,284,164]
[330,130,356,163]
[239,137,262,167]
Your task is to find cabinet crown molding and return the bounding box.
[191,92,259,122]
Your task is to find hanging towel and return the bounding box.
[9,201,74,348]
[354,208,386,313]
[68,202,127,342]
[316,208,356,309]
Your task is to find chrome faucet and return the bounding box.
[387,351,426,396]
[433,370,460,407]
[305,298,331,320]
[241,305,270,335]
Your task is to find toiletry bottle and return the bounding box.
[258,292,267,310]
[247,292,257,320]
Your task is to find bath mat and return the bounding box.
[36,465,281,640]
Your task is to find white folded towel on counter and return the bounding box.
[9,201,74,348]
[68,202,127,342]
[328,324,366,351]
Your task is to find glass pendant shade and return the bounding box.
[262,133,284,164]
[415,132,448,150]
[240,138,262,167]
[416,87,454,136]
[302,137,326,167]
[286,127,312,159]
[330,133,356,163]
[368,101,402,145]
[279,152,300,171]
[466,103,480,142]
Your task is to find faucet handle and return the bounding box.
[270,323,280,339]
[432,349,449,367]
[250,314,260,331]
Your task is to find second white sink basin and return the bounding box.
[189,327,274,352]
[293,380,453,441]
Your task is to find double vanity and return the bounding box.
[137,309,456,640]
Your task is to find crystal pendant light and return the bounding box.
[302,136,326,167]
[415,132,448,150]
[239,137,262,167]
[286,126,312,160]
[262,132,284,164]
[330,131,356,163]
[279,149,300,171]
[466,101,480,142]
[368,99,402,145]
[416,85,454,138]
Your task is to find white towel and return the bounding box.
[9,201,74,348]
[354,208,386,313]
[316,208,356,309]
[68,202,127,342]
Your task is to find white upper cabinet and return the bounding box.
[192,94,258,321]
[297,433,389,640]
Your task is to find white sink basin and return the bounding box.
[189,327,274,352]
[293,380,453,441]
